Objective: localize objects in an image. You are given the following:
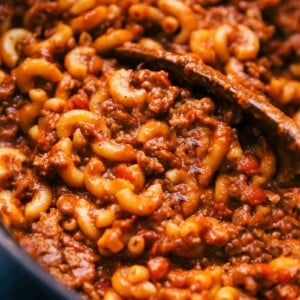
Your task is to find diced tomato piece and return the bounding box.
[242,185,267,206]
[237,153,260,175]
[64,89,89,110]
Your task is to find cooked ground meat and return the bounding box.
[0,1,299,300]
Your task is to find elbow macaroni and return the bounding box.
[70,5,108,33]
[0,1,299,299]
[24,182,52,221]
[13,58,63,93]
[0,28,32,68]
[94,29,134,54]
[115,183,163,216]
[64,46,103,79]
[108,69,147,108]
[84,157,134,198]
[56,109,106,138]
[24,23,73,56]
[158,0,197,44]
[129,4,179,35]
[91,140,136,162]
[53,138,85,188]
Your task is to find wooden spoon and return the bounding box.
[115,43,300,157]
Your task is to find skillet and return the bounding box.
[0,223,81,300]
